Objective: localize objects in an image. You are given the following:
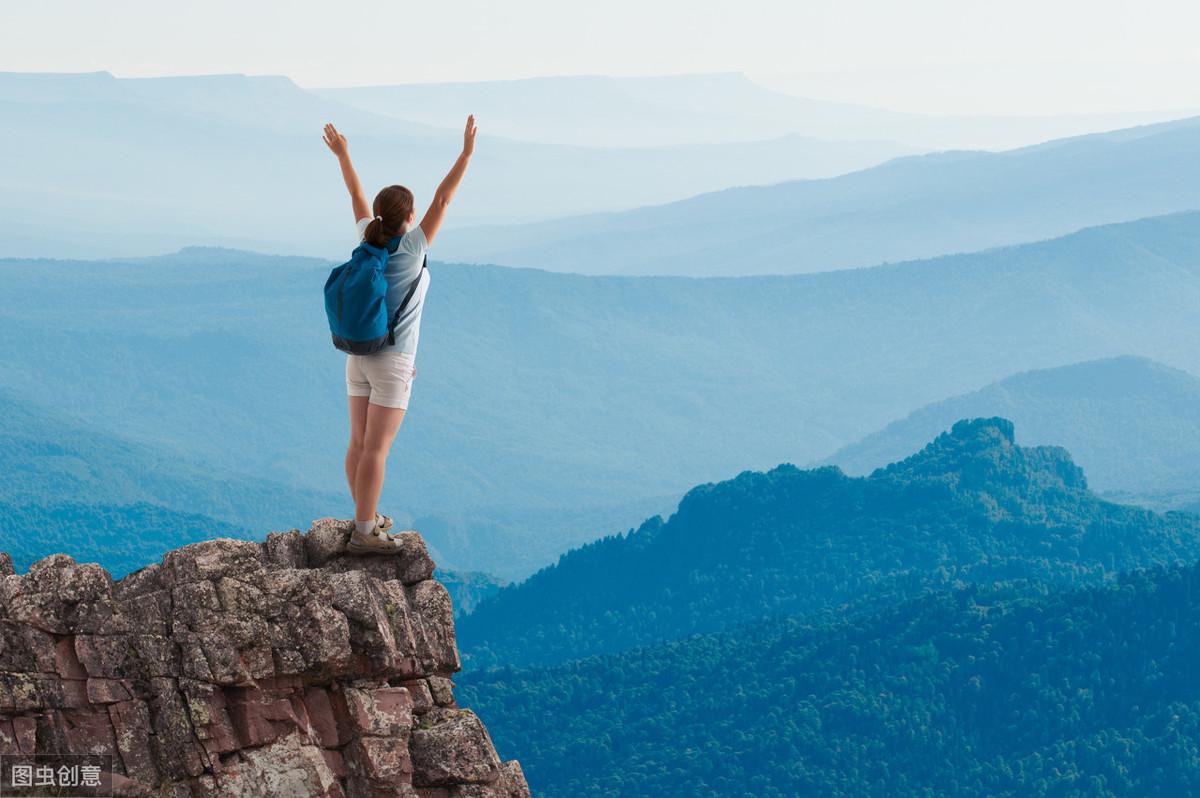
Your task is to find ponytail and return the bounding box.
[362,214,384,248]
[365,186,415,248]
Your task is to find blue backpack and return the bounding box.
[324,236,427,354]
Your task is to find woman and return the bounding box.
[322,115,477,554]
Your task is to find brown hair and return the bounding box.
[363,185,415,248]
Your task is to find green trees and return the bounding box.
[0,501,245,576]
[461,566,1200,797]
[459,419,1200,670]
[455,418,1200,796]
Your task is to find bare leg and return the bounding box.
[345,395,370,506]
[353,402,406,522]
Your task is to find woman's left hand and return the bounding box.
[323,123,350,159]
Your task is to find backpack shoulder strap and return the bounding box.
[387,254,428,346]
[355,240,391,268]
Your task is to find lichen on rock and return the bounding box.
[0,519,531,798]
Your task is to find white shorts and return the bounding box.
[345,351,417,409]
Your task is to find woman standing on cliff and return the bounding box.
[322,115,477,554]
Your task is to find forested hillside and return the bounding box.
[0,390,336,527]
[0,389,340,576]
[458,419,1200,669]
[461,563,1200,797]
[0,502,245,576]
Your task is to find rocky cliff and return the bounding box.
[0,519,531,797]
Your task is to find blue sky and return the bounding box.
[3,0,1200,113]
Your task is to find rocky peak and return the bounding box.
[875,417,1087,493]
[0,520,530,798]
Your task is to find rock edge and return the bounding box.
[0,519,531,798]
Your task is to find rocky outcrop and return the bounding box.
[0,519,531,797]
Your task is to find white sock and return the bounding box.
[355,518,376,536]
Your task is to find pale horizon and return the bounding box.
[5,0,1200,115]
[7,64,1200,121]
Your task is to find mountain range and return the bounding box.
[438,116,1200,275]
[453,419,1200,796]
[0,71,919,259]
[8,71,1199,265]
[8,212,1200,577]
[318,72,1181,151]
[456,418,1200,670]
[824,356,1200,510]
[9,66,1200,797]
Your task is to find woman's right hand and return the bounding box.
[420,115,477,246]
[462,115,477,157]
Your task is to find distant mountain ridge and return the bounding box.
[0,70,917,259]
[458,419,1200,669]
[437,116,1200,275]
[824,356,1200,509]
[10,213,1200,578]
[318,71,1183,151]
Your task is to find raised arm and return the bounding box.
[322,123,371,223]
[419,115,477,246]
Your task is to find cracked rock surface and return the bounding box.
[0,519,531,798]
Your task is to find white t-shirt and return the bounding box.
[355,218,431,356]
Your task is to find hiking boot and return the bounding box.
[347,526,407,555]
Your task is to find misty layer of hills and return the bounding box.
[5,70,1194,264]
[438,116,1200,275]
[7,212,1200,578]
[824,356,1200,510]
[0,71,921,259]
[318,72,1179,151]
